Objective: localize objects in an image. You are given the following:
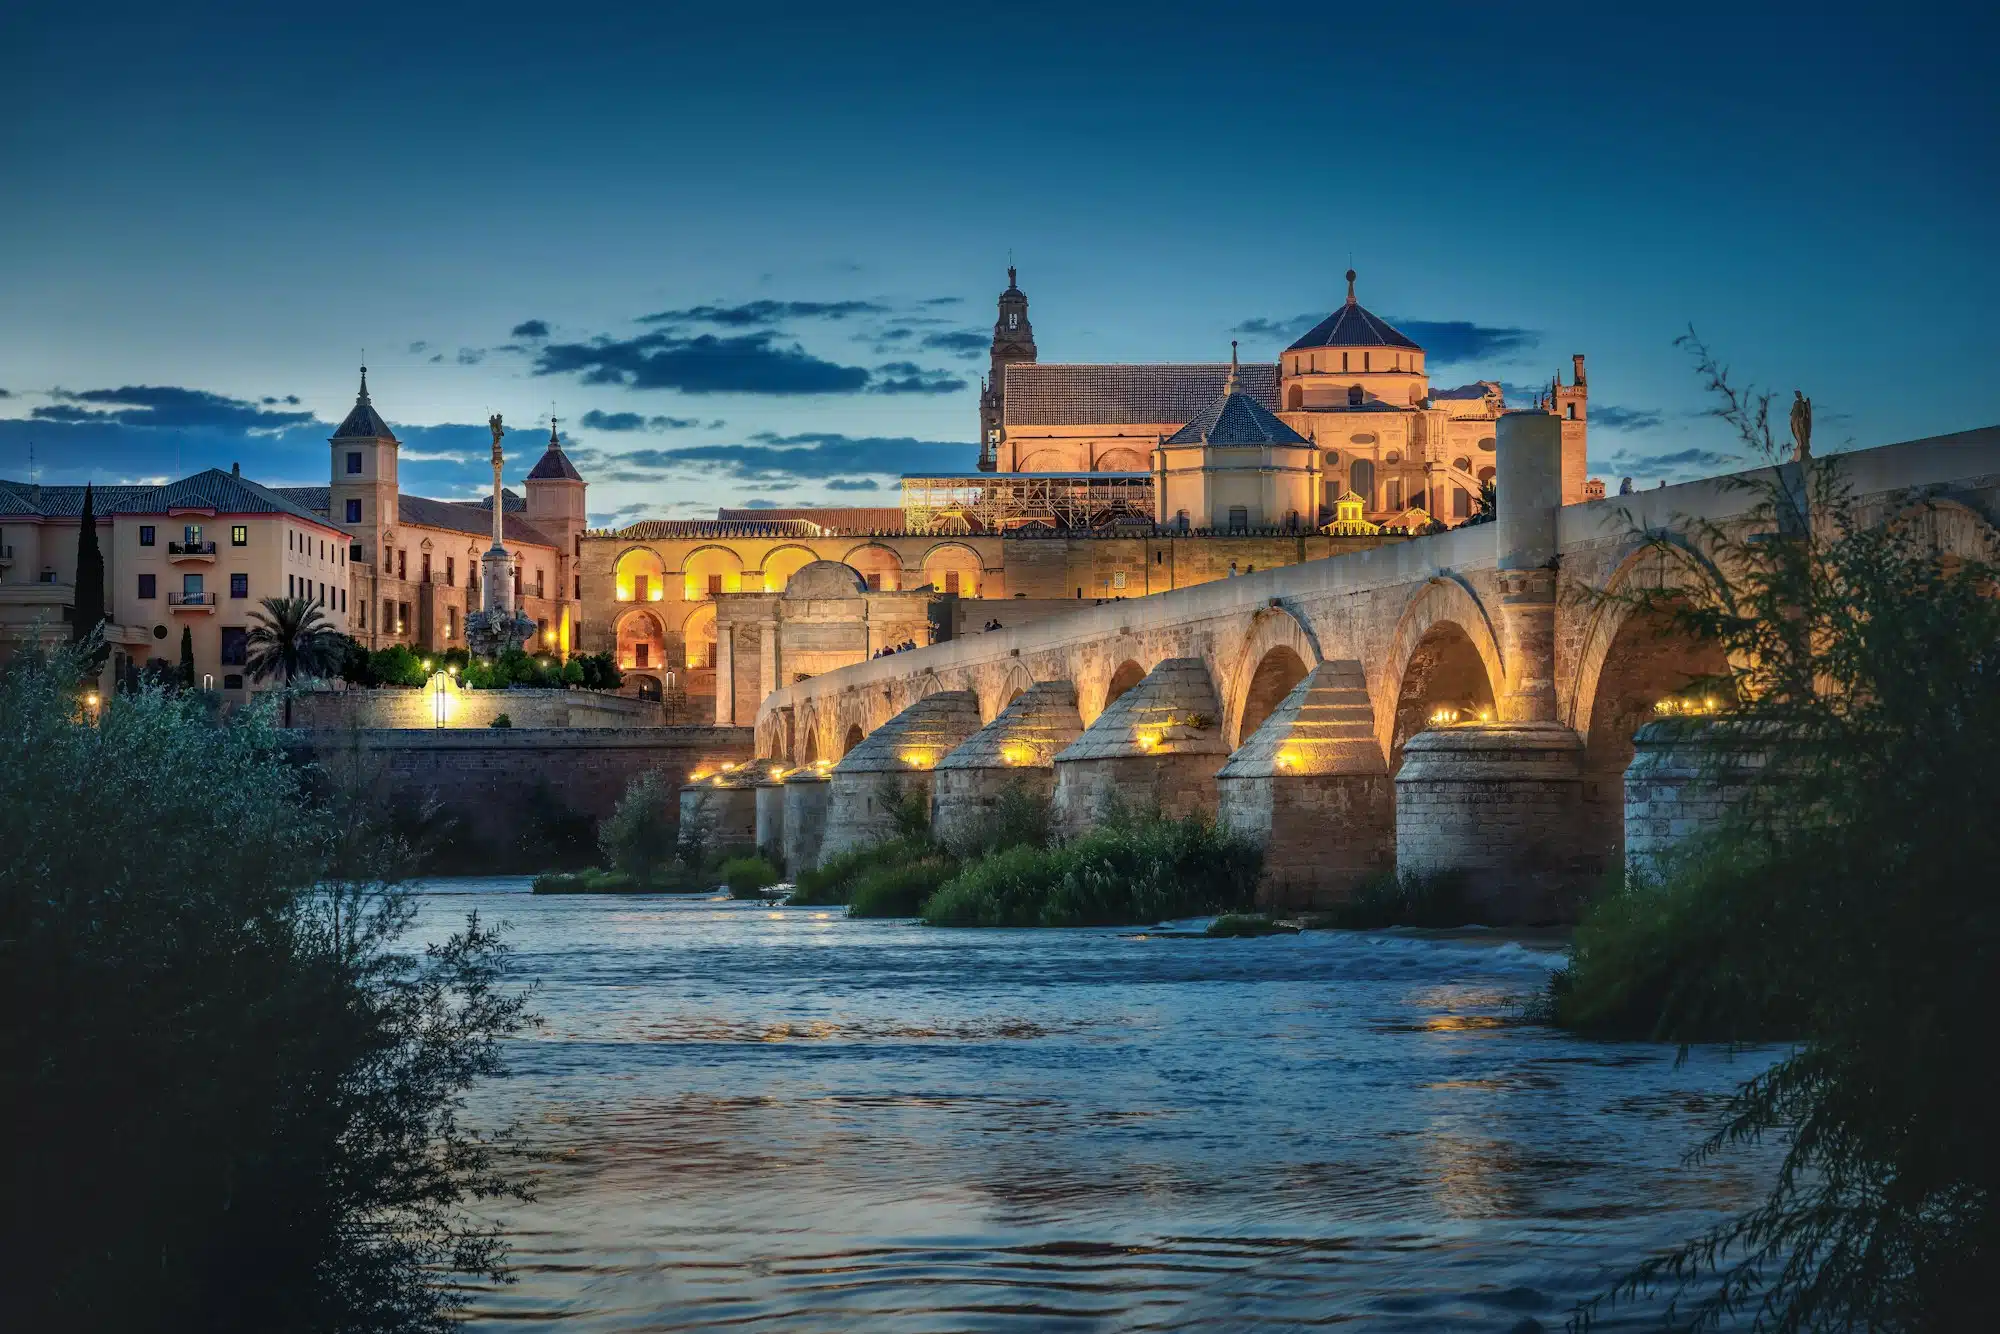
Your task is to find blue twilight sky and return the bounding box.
[2,2,1995,529]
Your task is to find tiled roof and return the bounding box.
[714,506,907,532]
[396,493,557,548]
[471,488,529,512]
[1285,301,1420,353]
[274,485,331,514]
[0,481,153,517]
[1164,385,1310,447]
[526,431,585,481]
[331,368,398,441]
[108,468,338,526]
[1002,362,1279,427]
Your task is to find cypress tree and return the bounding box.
[178,625,195,688]
[71,482,107,666]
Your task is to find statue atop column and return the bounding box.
[1789,391,1813,461]
[465,412,537,657]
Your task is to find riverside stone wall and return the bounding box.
[290,726,753,872]
[293,687,666,731]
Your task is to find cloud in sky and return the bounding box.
[920,330,987,357]
[869,361,967,395]
[511,319,550,339]
[533,330,873,395]
[1229,313,1540,366]
[638,299,889,327]
[34,385,316,433]
[578,409,708,432]
[574,430,970,481]
[1590,404,1668,431]
[825,477,879,490]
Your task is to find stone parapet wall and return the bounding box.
[293,687,665,731]
[287,725,753,872]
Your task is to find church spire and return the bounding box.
[1345,268,1357,306]
[357,364,371,404]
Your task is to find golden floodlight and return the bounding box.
[1429,706,1458,727]
[1001,742,1036,767]
[900,749,935,769]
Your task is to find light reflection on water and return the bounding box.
[411,877,1775,1332]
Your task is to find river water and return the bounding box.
[411,878,1777,1333]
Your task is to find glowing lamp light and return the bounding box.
[1477,709,1492,722]
[1001,742,1036,767]
[900,749,935,770]
[691,769,712,782]
[1274,749,1301,771]
[1136,731,1160,751]
[1429,706,1459,727]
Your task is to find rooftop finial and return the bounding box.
[1224,339,1241,394]
[1345,269,1357,305]
[549,413,560,447]
[357,363,370,403]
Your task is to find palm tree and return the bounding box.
[245,596,345,725]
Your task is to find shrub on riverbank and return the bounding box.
[721,856,780,898]
[848,853,959,917]
[598,768,681,884]
[532,865,711,894]
[0,645,533,1331]
[1206,913,1300,937]
[1555,344,2000,1331]
[1315,869,1474,929]
[788,838,927,905]
[922,812,1260,928]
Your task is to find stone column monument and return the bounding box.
[465,414,536,658]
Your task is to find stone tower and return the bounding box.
[977,264,1037,470]
[1551,354,1589,505]
[328,367,398,566]
[524,416,588,603]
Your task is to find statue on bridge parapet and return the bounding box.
[1790,390,1813,461]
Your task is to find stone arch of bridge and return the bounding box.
[1084,654,1149,726]
[797,702,822,765]
[1564,534,1727,739]
[1380,576,1506,769]
[1904,496,2000,569]
[1223,605,1322,747]
[842,722,865,756]
[984,660,1037,721]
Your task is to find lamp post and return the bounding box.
[431,670,449,729]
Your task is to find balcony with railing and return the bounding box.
[0,544,13,568]
[167,540,218,562]
[168,591,217,612]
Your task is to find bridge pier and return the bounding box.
[781,767,831,874]
[1217,660,1392,909]
[1623,719,1775,881]
[931,681,1082,854]
[1052,658,1227,835]
[680,758,779,857]
[1395,722,1591,921]
[754,772,788,870]
[821,690,984,860]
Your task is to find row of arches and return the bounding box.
[764,553,1744,871]
[614,542,986,601]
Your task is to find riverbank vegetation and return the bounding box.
[721,856,780,898]
[920,807,1260,928]
[1553,346,1999,1330]
[534,769,731,894]
[0,644,533,1331]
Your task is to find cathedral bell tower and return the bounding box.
[977,264,1037,471]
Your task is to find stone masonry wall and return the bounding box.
[293,687,665,731]
[290,726,753,872]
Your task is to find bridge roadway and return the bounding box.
[749,417,2000,919]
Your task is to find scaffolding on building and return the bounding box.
[899,471,1156,533]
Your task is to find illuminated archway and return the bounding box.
[759,544,818,593]
[921,542,984,597]
[843,543,903,591]
[615,608,667,673]
[681,545,744,600]
[679,602,717,669]
[1095,446,1147,472]
[842,722,865,756]
[615,546,667,603]
[1389,621,1497,771]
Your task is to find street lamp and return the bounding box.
[430,670,450,729]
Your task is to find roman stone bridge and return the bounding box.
[749,417,2000,919]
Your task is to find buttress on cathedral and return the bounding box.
[953,266,1593,533]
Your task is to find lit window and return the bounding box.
[231,525,247,547]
